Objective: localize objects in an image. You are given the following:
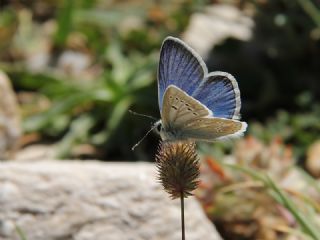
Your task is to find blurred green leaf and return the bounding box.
[297,0,320,27]
[55,0,74,46]
[23,91,97,132]
[92,97,132,145]
[56,114,95,158]
[224,163,320,240]
[74,8,146,28]
[266,175,320,240]
[15,225,27,240]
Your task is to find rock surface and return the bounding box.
[0,161,222,240]
[306,140,320,177]
[0,71,21,159]
[182,4,253,58]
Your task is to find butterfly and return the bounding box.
[154,36,247,142]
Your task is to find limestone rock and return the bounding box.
[0,161,222,240]
[182,4,254,59]
[306,140,320,177]
[0,71,21,159]
[14,144,56,162]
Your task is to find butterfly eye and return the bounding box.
[157,123,162,132]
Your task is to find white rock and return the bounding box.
[182,4,254,59]
[57,50,91,76]
[306,140,320,177]
[0,71,21,159]
[0,161,222,240]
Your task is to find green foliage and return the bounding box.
[54,0,74,47]
[0,0,199,159]
[225,163,320,240]
[198,134,320,239]
[203,0,320,160]
[17,41,158,158]
[249,99,320,159]
[208,0,320,120]
[15,225,27,240]
[1,0,320,160]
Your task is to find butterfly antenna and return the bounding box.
[131,124,157,151]
[129,109,157,121]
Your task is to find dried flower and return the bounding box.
[155,141,200,199]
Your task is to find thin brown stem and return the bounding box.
[180,192,185,240]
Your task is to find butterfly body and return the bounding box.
[156,37,247,142]
[154,120,180,141]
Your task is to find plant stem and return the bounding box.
[297,0,320,28]
[180,192,185,240]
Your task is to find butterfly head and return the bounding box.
[153,120,163,136]
[154,120,172,141]
[154,120,180,141]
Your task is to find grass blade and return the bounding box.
[224,163,320,240]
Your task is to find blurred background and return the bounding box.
[1,0,320,239]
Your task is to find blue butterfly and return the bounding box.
[154,36,247,142]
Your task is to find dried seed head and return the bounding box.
[155,141,200,199]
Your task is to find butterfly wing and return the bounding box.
[161,85,212,128]
[179,117,247,141]
[192,71,241,120]
[161,86,247,141]
[158,36,241,120]
[158,37,207,111]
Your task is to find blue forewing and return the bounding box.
[157,37,241,120]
